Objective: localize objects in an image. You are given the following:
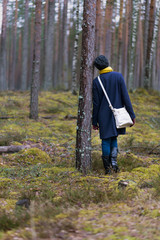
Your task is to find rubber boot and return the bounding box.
[102,155,111,174]
[110,147,119,173]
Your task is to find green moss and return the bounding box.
[4,148,51,166]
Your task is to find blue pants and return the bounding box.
[102,137,118,156]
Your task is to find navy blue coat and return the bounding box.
[92,72,135,139]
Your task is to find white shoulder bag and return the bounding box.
[98,76,133,129]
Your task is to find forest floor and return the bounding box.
[0,89,159,240]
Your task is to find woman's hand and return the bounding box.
[130,118,135,127]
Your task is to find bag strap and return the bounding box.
[97,76,114,112]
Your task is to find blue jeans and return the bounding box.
[102,137,118,156]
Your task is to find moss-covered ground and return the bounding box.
[0,89,159,239]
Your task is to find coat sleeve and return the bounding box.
[120,75,136,120]
[92,79,100,126]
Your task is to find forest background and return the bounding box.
[0,0,160,92]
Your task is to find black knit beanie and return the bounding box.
[94,55,109,70]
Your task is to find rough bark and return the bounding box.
[72,0,80,95]
[30,0,42,120]
[9,0,18,90]
[0,0,8,90]
[104,0,114,59]
[54,0,61,88]
[21,0,29,90]
[76,0,96,174]
[144,0,156,89]
[44,0,55,90]
[95,0,101,56]
[143,0,150,87]
[117,0,124,73]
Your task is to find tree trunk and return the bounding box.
[54,0,61,88]
[76,0,96,174]
[30,0,42,120]
[104,0,114,59]
[44,0,55,90]
[95,0,101,56]
[117,0,124,73]
[144,0,156,89]
[61,0,69,89]
[21,0,29,90]
[72,0,80,95]
[0,0,8,90]
[28,15,35,89]
[123,0,129,82]
[143,0,150,87]
[9,0,18,90]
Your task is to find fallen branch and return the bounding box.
[0,144,40,153]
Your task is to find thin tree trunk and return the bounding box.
[76,0,96,174]
[144,0,156,89]
[16,32,22,89]
[44,0,55,90]
[30,0,42,120]
[10,0,18,90]
[104,0,114,59]
[143,0,150,87]
[117,0,124,73]
[54,0,60,88]
[21,0,29,90]
[95,0,101,56]
[72,0,80,95]
[61,0,69,89]
[28,15,35,89]
[123,0,129,82]
[0,0,8,90]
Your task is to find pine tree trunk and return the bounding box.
[28,15,35,89]
[10,0,18,90]
[72,0,80,95]
[117,0,124,73]
[76,0,96,174]
[30,0,42,120]
[44,0,55,90]
[144,0,156,89]
[54,0,60,88]
[61,0,68,89]
[143,0,150,87]
[104,0,114,59]
[21,0,29,90]
[95,0,101,56]
[123,0,129,82]
[156,13,160,90]
[0,0,8,90]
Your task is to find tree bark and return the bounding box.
[72,0,80,95]
[117,0,124,73]
[9,0,18,90]
[30,0,42,120]
[21,0,29,90]
[104,0,114,59]
[144,0,156,89]
[76,0,96,174]
[0,0,8,90]
[44,0,55,90]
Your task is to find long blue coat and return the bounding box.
[92,71,135,139]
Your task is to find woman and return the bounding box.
[92,55,135,174]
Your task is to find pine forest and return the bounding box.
[0,0,160,239]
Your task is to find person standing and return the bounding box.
[92,55,135,174]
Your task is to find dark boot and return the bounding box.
[110,147,119,173]
[102,155,111,174]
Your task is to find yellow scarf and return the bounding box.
[99,66,113,74]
